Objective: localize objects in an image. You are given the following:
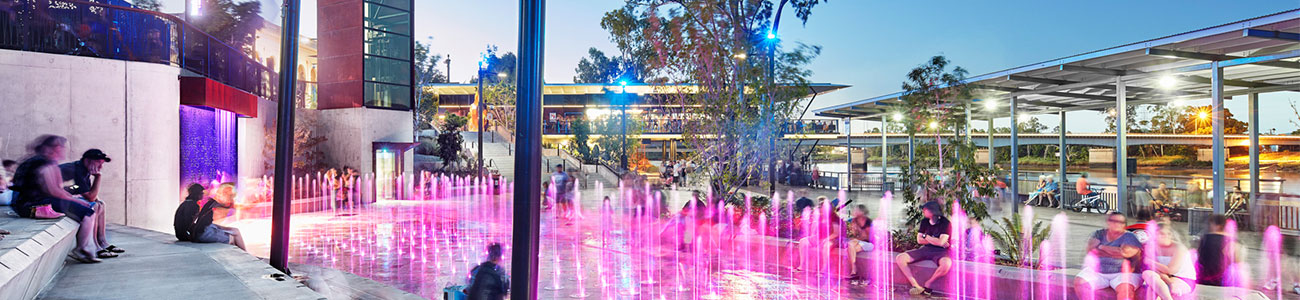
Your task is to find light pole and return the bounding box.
[765,15,781,196]
[477,58,486,178]
[619,80,629,171]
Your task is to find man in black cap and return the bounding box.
[60,149,123,258]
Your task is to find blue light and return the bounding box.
[766,31,776,40]
[619,80,628,86]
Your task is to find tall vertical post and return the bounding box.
[964,101,972,143]
[1058,110,1068,208]
[1249,93,1260,203]
[987,115,995,169]
[845,118,852,191]
[1010,96,1019,212]
[1116,78,1128,214]
[1211,62,1226,213]
[512,0,544,298]
[620,101,627,170]
[881,116,888,192]
[268,0,303,274]
[477,70,485,177]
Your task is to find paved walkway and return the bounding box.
[36,225,323,300]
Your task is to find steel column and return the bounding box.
[268,0,303,274]
[845,118,852,191]
[1010,96,1020,212]
[511,0,545,298]
[1058,110,1067,209]
[987,115,995,169]
[882,116,888,192]
[1249,93,1260,203]
[1211,62,1226,213]
[1116,78,1128,214]
[964,101,972,143]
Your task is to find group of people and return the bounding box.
[173,182,246,250]
[660,160,693,186]
[1070,211,1245,300]
[2,135,124,262]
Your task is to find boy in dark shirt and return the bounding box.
[896,201,952,296]
[1196,214,1238,286]
[465,243,510,300]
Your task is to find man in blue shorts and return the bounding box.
[896,201,952,296]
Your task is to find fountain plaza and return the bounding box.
[218,173,1290,299]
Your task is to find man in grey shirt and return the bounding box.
[1074,212,1143,299]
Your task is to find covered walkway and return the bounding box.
[814,9,1300,220]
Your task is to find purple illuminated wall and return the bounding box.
[180,105,238,186]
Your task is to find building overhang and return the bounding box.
[179,76,259,118]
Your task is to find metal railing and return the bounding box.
[541,118,841,135]
[787,170,899,192]
[0,0,278,99]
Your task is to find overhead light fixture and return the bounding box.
[497,72,507,78]
[892,112,903,122]
[734,53,747,60]
[984,99,996,110]
[929,121,938,129]
[1158,76,1178,89]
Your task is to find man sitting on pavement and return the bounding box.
[895,201,952,296]
[1074,212,1143,300]
[59,149,123,257]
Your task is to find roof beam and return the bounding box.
[1006,75,1161,94]
[977,85,1116,103]
[1177,75,1275,88]
[1243,29,1300,42]
[1060,65,1128,76]
[1146,48,1300,69]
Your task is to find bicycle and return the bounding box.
[1069,187,1110,214]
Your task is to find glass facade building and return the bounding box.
[362,0,412,110]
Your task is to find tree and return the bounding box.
[413,41,446,131]
[600,0,825,195]
[192,0,263,55]
[570,119,595,163]
[896,56,998,224]
[436,114,468,171]
[1178,105,1246,135]
[574,48,643,84]
[132,0,161,11]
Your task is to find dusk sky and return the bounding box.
[154,0,1300,133]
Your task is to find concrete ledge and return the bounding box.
[730,234,1267,300]
[0,211,78,300]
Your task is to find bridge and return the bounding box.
[786,133,1300,148]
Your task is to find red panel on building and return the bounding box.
[316,0,365,109]
[179,76,259,118]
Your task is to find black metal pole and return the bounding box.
[766,38,776,196]
[269,0,303,275]
[478,69,485,178]
[511,0,544,298]
[621,100,627,170]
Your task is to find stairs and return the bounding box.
[461,131,516,179]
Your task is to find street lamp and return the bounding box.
[476,56,488,178]
[765,25,780,195]
[618,80,630,171]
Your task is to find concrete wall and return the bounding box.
[316,108,414,174]
[0,49,179,232]
[238,98,277,181]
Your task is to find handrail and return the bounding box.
[1,0,279,99]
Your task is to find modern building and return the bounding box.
[424,83,848,159]
[0,0,414,232]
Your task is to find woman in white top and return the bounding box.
[1141,224,1197,300]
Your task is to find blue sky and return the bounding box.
[153,0,1300,133]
